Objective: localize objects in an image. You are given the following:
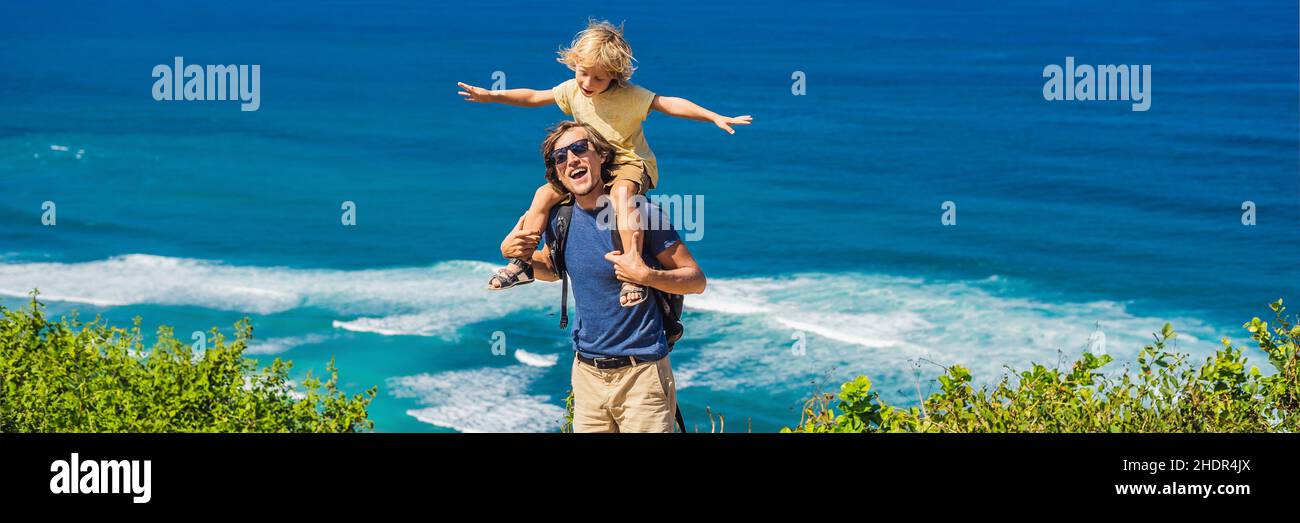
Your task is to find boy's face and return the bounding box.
[552,127,604,197]
[574,65,614,97]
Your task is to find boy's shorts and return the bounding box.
[547,160,652,197]
[606,160,653,195]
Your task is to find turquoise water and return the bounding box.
[2,0,1298,431]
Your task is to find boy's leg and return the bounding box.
[488,184,568,289]
[609,177,646,306]
[521,183,568,238]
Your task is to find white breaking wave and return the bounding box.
[0,254,1227,404]
[514,349,560,367]
[673,273,1223,396]
[0,254,555,339]
[386,365,566,433]
[245,333,336,355]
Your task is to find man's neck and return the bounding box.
[574,187,608,211]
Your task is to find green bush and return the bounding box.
[0,293,376,432]
[786,299,1299,433]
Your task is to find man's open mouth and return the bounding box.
[569,167,588,181]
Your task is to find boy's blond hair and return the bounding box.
[556,19,637,85]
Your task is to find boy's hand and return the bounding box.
[713,115,753,134]
[457,82,495,103]
[604,250,652,285]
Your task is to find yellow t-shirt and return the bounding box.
[552,79,659,187]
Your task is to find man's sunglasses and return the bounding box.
[549,139,590,164]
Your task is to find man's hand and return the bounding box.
[604,250,653,285]
[713,115,752,134]
[457,82,495,103]
[501,215,541,259]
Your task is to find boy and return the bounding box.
[458,19,749,306]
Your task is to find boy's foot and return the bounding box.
[619,282,648,307]
[487,259,534,290]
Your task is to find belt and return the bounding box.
[575,353,659,370]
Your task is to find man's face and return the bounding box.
[552,127,603,196]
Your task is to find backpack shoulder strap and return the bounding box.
[548,202,575,328]
[642,225,686,348]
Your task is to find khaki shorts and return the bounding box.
[606,160,652,194]
[571,354,676,433]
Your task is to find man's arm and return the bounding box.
[457,82,555,108]
[604,241,707,295]
[650,95,752,134]
[498,214,559,281]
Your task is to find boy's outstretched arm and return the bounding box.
[457,82,555,108]
[650,95,752,134]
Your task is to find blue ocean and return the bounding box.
[2,0,1298,432]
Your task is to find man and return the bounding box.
[500,121,707,433]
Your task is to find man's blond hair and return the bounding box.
[556,19,637,85]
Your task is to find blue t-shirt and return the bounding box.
[546,201,680,359]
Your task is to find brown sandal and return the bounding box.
[487,258,534,290]
[619,282,648,307]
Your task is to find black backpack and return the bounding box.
[546,201,687,432]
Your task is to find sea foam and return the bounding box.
[670,273,1221,395]
[386,365,566,433]
[0,254,1225,404]
[0,254,554,339]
